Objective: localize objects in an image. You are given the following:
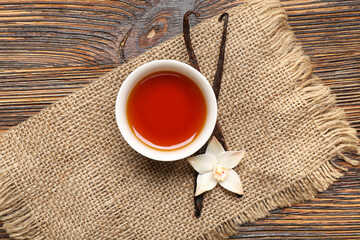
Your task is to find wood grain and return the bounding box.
[0,0,359,239]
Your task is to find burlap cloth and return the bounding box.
[0,0,359,239]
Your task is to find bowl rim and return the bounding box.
[115,59,217,161]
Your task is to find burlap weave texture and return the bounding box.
[0,0,359,239]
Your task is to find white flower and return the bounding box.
[188,137,245,196]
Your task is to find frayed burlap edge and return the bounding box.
[0,170,43,240]
[198,0,359,239]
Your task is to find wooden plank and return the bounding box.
[0,0,359,239]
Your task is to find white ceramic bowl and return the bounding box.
[115,60,217,161]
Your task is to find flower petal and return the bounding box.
[218,150,245,169]
[206,137,225,158]
[219,169,244,195]
[188,154,216,173]
[195,172,218,196]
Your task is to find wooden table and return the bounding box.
[0,0,359,239]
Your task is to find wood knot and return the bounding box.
[139,10,175,48]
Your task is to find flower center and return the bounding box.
[213,165,228,182]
